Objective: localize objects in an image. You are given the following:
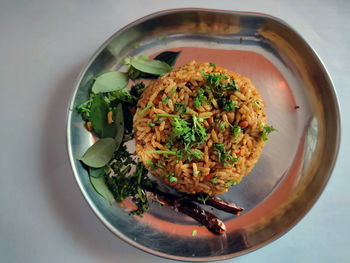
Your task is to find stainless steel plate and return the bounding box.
[66,9,340,261]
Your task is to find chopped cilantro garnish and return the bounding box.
[148,122,156,128]
[254,100,262,110]
[225,179,239,187]
[211,175,218,184]
[197,194,209,205]
[175,102,187,114]
[157,160,165,169]
[213,143,238,166]
[230,125,241,139]
[193,88,205,107]
[167,173,178,182]
[219,122,226,131]
[260,124,277,142]
[139,103,153,115]
[209,62,216,68]
[220,98,238,112]
[221,79,239,92]
[105,161,155,217]
[169,176,178,182]
[192,229,197,236]
[146,160,156,170]
[162,89,176,104]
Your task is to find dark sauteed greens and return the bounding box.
[76,50,276,234]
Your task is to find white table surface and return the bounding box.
[1,0,349,262]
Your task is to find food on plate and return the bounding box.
[134,61,269,195]
[76,51,276,234]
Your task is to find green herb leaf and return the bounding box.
[197,194,209,205]
[162,89,176,104]
[211,175,218,184]
[213,142,238,166]
[193,88,205,107]
[169,176,178,182]
[91,72,128,94]
[106,162,155,217]
[192,229,197,236]
[114,103,124,152]
[225,179,239,187]
[209,62,216,68]
[129,56,172,76]
[219,122,226,131]
[101,110,116,138]
[220,98,238,112]
[146,160,156,170]
[90,176,115,203]
[90,94,109,136]
[230,125,241,139]
[139,103,153,115]
[260,124,277,142]
[76,93,96,121]
[154,51,181,67]
[254,100,262,110]
[148,122,156,128]
[79,138,116,168]
[174,102,187,114]
[89,166,106,178]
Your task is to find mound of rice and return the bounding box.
[133,61,267,195]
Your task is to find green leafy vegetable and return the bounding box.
[114,103,124,152]
[154,51,181,67]
[105,162,155,216]
[129,82,145,102]
[91,72,128,94]
[90,94,111,137]
[90,176,115,203]
[79,138,116,168]
[89,166,106,178]
[125,56,171,79]
[192,229,197,236]
[260,124,277,142]
[76,93,96,121]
